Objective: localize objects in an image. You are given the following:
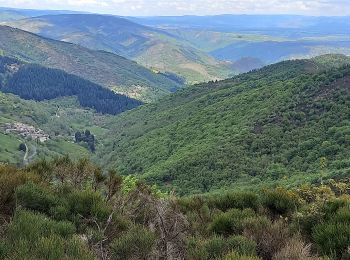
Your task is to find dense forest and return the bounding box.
[96,55,350,194]
[0,57,142,115]
[1,158,350,259]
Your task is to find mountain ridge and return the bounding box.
[0,25,181,101]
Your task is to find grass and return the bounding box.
[0,133,22,164]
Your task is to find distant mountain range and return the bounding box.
[0,25,181,101]
[5,12,350,81]
[130,15,350,36]
[4,14,235,84]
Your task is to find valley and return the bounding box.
[1,5,350,259]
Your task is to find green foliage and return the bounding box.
[261,187,301,215]
[97,56,350,194]
[187,235,257,260]
[16,182,58,214]
[209,208,256,236]
[0,56,142,115]
[312,205,350,258]
[67,190,111,223]
[0,165,38,214]
[207,191,260,211]
[2,210,93,259]
[111,226,156,260]
[225,251,261,260]
[2,159,350,259]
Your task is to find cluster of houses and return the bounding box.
[3,122,50,142]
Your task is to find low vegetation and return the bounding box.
[0,158,350,259]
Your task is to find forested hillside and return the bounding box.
[0,57,142,115]
[96,55,350,194]
[0,26,181,101]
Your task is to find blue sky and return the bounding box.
[1,0,350,16]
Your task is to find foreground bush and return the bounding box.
[2,210,93,259]
[209,208,256,236]
[111,226,156,260]
[187,235,257,260]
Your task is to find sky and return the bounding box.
[1,0,350,16]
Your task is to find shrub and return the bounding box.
[68,190,110,222]
[243,219,289,259]
[208,192,260,211]
[16,182,58,214]
[186,237,209,260]
[312,222,350,258]
[209,208,256,236]
[187,235,257,260]
[261,187,301,215]
[224,251,261,260]
[7,210,76,242]
[1,210,93,259]
[227,235,257,256]
[0,165,38,214]
[111,226,156,260]
[272,237,312,260]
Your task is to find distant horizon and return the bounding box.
[1,0,350,17]
[1,6,350,18]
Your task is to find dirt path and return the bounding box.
[23,143,37,166]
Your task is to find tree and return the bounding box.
[18,143,26,152]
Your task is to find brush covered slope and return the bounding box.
[0,56,142,115]
[0,26,181,102]
[97,55,350,195]
[5,14,234,84]
[1,158,350,259]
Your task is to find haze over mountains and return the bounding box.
[4,14,234,84]
[0,25,181,101]
[5,12,350,80]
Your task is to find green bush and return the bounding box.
[209,208,256,236]
[16,182,58,214]
[68,190,110,222]
[1,210,94,259]
[187,237,209,260]
[7,210,76,241]
[225,251,261,260]
[226,235,257,256]
[111,226,156,260]
[261,188,301,215]
[313,220,350,258]
[0,165,38,214]
[208,192,260,211]
[187,235,257,260]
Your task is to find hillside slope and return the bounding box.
[0,56,142,115]
[5,14,234,84]
[96,55,350,194]
[0,26,180,101]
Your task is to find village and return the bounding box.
[2,122,50,142]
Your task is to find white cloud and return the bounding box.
[0,0,349,16]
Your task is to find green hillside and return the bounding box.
[4,14,234,84]
[96,55,350,194]
[0,91,114,165]
[0,56,142,115]
[0,25,180,102]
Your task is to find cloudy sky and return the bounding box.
[1,0,350,16]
